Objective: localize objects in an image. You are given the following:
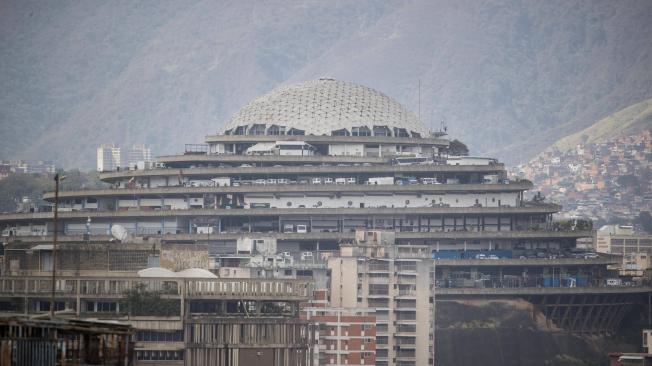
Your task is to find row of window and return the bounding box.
[136,350,183,361]
[136,330,184,342]
[228,125,415,137]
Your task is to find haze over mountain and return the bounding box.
[1,0,651,169]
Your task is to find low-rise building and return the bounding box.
[596,225,652,277]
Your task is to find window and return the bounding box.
[136,330,184,342]
[373,126,391,137]
[287,128,305,135]
[267,125,285,135]
[136,350,184,361]
[332,129,350,136]
[352,126,371,136]
[248,124,266,135]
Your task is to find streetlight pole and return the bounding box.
[50,174,64,318]
[433,252,437,366]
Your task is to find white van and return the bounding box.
[324,177,334,184]
[296,224,308,233]
[211,177,231,187]
[335,178,346,185]
[312,178,322,185]
[346,177,357,184]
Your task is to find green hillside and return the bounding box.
[552,98,652,152]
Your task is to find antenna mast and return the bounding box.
[418,79,421,121]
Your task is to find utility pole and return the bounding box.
[433,254,437,365]
[50,174,64,317]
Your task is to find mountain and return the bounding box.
[1,0,651,168]
[551,97,652,152]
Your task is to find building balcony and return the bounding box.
[42,180,533,204]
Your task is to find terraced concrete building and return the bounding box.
[0,79,649,366]
[3,80,553,254]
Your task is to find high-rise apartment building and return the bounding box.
[329,231,432,366]
[96,143,121,172]
[128,144,152,167]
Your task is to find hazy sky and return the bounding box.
[1,0,651,168]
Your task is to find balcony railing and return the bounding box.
[0,276,313,300]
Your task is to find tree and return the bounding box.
[0,170,108,212]
[638,211,652,234]
[0,173,51,212]
[121,283,180,317]
[448,139,469,156]
[617,175,639,188]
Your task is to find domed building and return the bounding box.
[0,79,636,366]
[223,78,429,137]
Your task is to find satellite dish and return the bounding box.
[111,225,129,242]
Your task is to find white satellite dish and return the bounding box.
[110,225,129,242]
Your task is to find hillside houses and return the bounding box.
[512,130,652,224]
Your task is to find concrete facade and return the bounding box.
[328,232,433,366]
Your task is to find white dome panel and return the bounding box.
[223,79,429,136]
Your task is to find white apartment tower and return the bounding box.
[127,144,152,167]
[96,144,121,172]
